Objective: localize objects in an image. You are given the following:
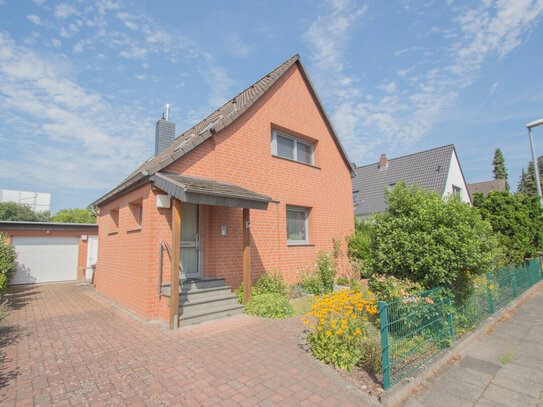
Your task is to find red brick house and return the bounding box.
[92,55,354,328]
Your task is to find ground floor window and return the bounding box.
[286,206,308,244]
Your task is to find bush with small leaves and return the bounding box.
[244,293,294,319]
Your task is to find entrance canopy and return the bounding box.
[152,172,272,210]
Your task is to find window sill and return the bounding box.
[287,242,315,247]
[127,227,142,233]
[272,154,321,169]
[108,231,118,236]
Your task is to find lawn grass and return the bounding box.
[289,296,315,316]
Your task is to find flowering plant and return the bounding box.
[303,289,379,371]
[368,274,422,303]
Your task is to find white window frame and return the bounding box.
[286,206,309,245]
[452,185,462,197]
[271,130,314,165]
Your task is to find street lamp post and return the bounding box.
[527,118,543,208]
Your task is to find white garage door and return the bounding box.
[11,236,80,284]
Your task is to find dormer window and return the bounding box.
[271,130,314,165]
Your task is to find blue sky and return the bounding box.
[1,0,543,213]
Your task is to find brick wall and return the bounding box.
[96,62,354,321]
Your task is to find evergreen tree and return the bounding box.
[518,156,543,196]
[492,148,509,190]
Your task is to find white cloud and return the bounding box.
[304,0,543,164]
[489,81,499,96]
[0,31,150,191]
[51,38,61,48]
[26,15,41,25]
[31,0,45,5]
[54,3,78,19]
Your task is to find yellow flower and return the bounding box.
[336,329,343,335]
[310,325,315,329]
[326,331,332,336]
[351,314,357,319]
[303,320,309,324]
[317,326,323,331]
[489,285,494,290]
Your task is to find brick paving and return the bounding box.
[0,283,366,406]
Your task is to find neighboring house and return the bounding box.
[91,55,354,328]
[0,221,98,284]
[352,145,471,218]
[467,179,508,198]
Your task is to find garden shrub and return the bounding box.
[336,277,349,286]
[358,323,382,373]
[370,182,500,305]
[300,250,338,296]
[244,293,294,319]
[473,191,543,265]
[0,233,16,297]
[303,289,379,371]
[368,274,422,303]
[236,269,288,303]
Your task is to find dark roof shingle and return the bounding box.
[467,179,508,197]
[352,145,454,216]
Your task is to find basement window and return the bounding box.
[271,130,314,165]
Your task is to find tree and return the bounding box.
[517,156,543,196]
[473,191,543,265]
[492,148,509,190]
[0,202,51,222]
[53,206,96,224]
[369,182,500,303]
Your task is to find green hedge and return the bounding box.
[0,233,16,297]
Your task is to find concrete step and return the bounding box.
[180,286,235,302]
[181,278,226,292]
[161,279,228,297]
[179,293,240,314]
[178,303,245,327]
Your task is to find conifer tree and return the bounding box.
[492,148,509,190]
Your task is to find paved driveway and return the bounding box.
[0,283,366,406]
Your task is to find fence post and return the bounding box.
[379,301,391,390]
[512,268,518,298]
[486,274,495,314]
[445,296,455,342]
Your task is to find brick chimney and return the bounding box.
[379,154,388,170]
[155,117,175,156]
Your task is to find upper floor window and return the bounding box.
[271,130,314,165]
[353,191,359,202]
[452,185,462,197]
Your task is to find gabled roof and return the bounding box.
[352,145,455,216]
[93,55,353,207]
[467,179,508,198]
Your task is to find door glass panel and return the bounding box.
[181,204,198,241]
[181,247,198,277]
[180,203,199,278]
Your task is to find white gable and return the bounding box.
[443,149,471,205]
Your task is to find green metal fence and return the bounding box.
[380,258,542,390]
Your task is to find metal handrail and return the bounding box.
[158,240,184,297]
[158,240,172,297]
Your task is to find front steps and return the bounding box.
[161,278,244,327]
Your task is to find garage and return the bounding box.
[0,221,99,285]
[11,236,80,284]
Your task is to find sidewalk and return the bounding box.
[401,285,543,407]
